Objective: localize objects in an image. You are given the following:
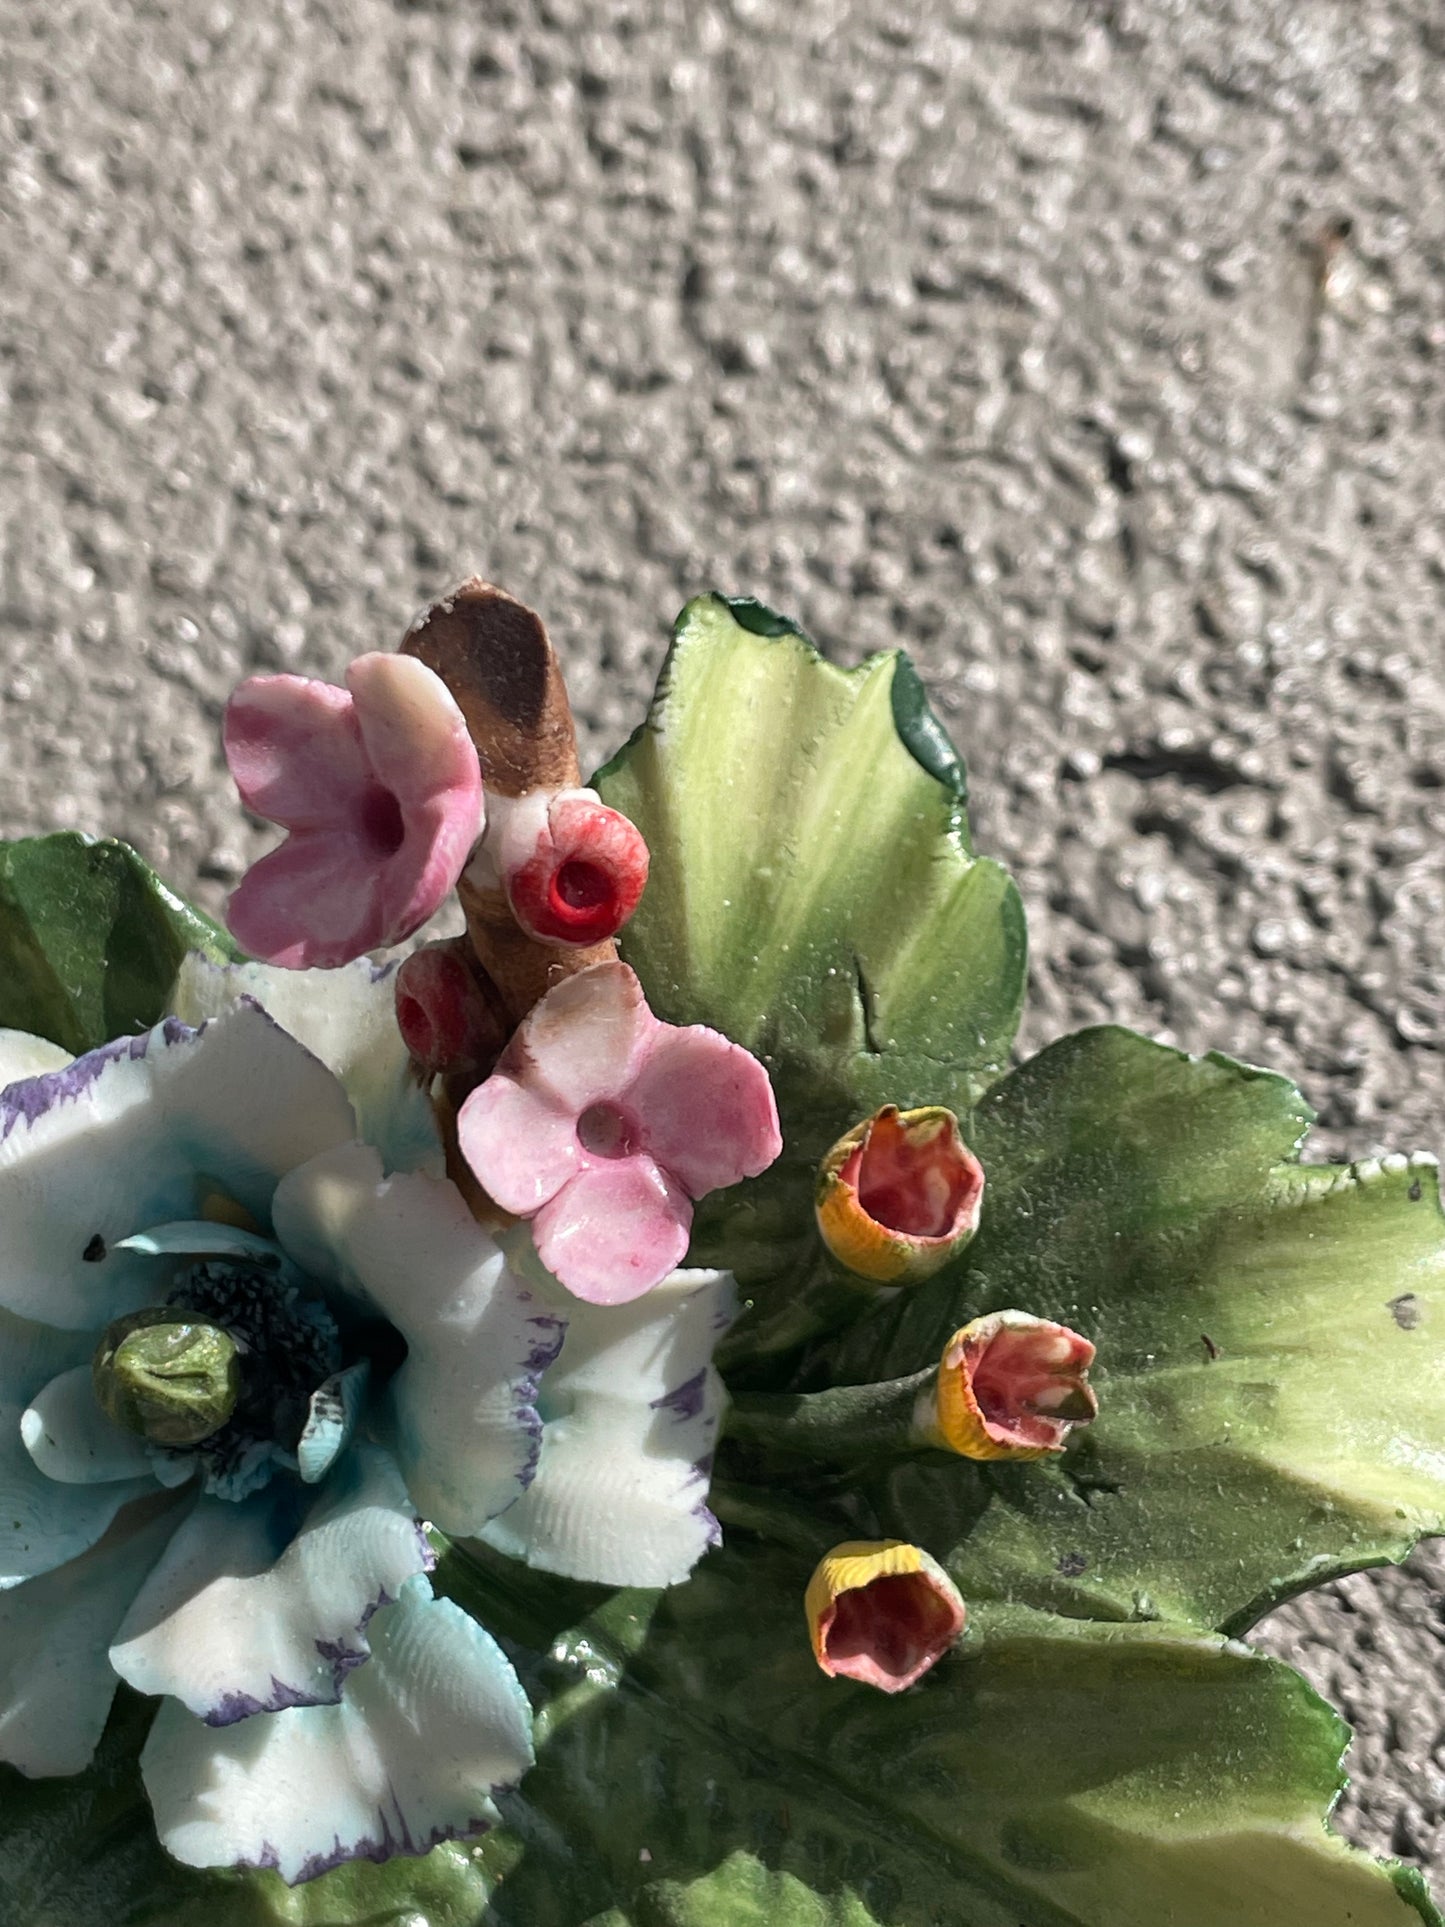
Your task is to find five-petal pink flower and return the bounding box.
[224,653,484,969]
[457,961,782,1304]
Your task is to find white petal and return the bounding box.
[274,1147,563,1533]
[0,1308,91,1411]
[110,1443,431,1722]
[297,1361,370,1485]
[0,1493,187,1776]
[172,954,442,1177]
[0,1403,156,1586]
[0,1029,71,1084]
[22,1364,156,1484]
[143,1573,533,1884]
[479,1266,736,1587]
[0,1005,356,1330]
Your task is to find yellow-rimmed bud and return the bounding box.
[815,1105,984,1285]
[804,1539,966,1693]
[920,1309,1097,1461]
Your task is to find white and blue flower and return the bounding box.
[0,957,734,1884]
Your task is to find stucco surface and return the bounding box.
[4,0,1445,1894]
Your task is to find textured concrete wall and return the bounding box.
[4,0,1445,1890]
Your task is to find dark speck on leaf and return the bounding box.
[83,1234,106,1262]
[1057,1551,1088,1578]
[1389,1293,1422,1331]
[1410,1178,1424,1202]
[1200,1332,1219,1361]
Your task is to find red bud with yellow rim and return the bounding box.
[815,1105,984,1285]
[923,1310,1097,1461]
[805,1540,966,1692]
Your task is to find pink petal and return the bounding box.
[532,1158,693,1305]
[508,962,655,1113]
[223,677,370,830]
[225,831,393,969]
[370,809,479,952]
[346,654,482,820]
[627,1025,782,1198]
[456,1073,581,1216]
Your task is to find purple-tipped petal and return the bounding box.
[143,1575,533,1885]
[273,1146,563,1533]
[110,1444,431,1722]
[480,1266,735,1587]
[172,952,442,1179]
[0,1005,355,1332]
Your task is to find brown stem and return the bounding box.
[400,579,616,1025]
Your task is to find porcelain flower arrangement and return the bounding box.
[0,582,1441,1927]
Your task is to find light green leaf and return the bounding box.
[812,1026,1445,1632]
[595,596,1026,1366]
[0,834,239,1057]
[445,1539,1438,1927]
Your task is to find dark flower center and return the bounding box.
[158,1257,343,1499]
[578,1101,640,1159]
[357,784,406,858]
[553,858,613,912]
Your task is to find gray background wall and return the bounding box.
[4,0,1445,1890]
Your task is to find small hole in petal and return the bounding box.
[553,859,614,914]
[577,1102,640,1159]
[357,786,406,858]
[395,989,438,1066]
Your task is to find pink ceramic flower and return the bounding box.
[456,961,782,1304]
[224,653,484,969]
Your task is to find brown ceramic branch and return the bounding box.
[400,579,616,1027]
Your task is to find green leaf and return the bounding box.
[595,596,1027,1367]
[811,1026,1445,1633]
[0,1690,496,1927]
[0,834,239,1056]
[443,1539,1438,1927]
[6,1539,1438,1927]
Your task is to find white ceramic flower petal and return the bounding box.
[21,1364,157,1485]
[273,1146,563,1533]
[297,1361,371,1485]
[143,1573,533,1885]
[0,1494,188,1776]
[172,953,442,1178]
[117,1222,294,1267]
[0,1308,90,1411]
[110,1443,431,1722]
[0,1029,71,1085]
[0,1005,356,1331]
[0,1403,156,1587]
[479,1266,735,1587]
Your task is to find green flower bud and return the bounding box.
[92,1307,242,1447]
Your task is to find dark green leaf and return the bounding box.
[444,1539,1439,1927]
[811,1026,1445,1632]
[0,834,239,1056]
[595,596,1026,1368]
